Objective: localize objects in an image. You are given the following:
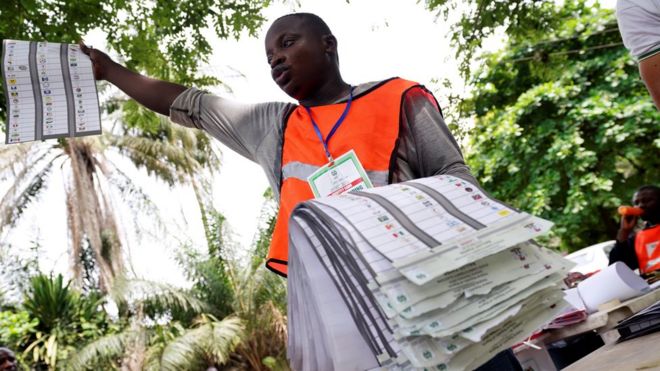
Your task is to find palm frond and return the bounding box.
[106,135,194,185]
[100,162,165,234]
[110,279,210,314]
[106,119,221,186]
[0,142,38,179]
[159,316,244,371]
[67,330,138,370]
[0,157,55,233]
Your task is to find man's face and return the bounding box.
[633,189,660,221]
[265,17,332,100]
[0,349,17,371]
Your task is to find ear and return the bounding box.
[322,34,338,54]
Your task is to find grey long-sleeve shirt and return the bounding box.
[169,79,475,200]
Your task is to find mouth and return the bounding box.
[271,65,290,86]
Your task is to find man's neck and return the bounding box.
[299,78,351,107]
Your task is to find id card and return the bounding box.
[307,150,373,198]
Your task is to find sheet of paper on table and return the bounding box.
[288,174,574,371]
[2,40,101,144]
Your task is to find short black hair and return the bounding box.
[273,13,333,37]
[636,185,660,198]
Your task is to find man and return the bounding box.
[616,0,660,110]
[84,13,520,370]
[83,13,475,277]
[609,185,660,274]
[0,347,17,371]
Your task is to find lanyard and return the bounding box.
[304,86,353,163]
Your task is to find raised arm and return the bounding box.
[80,44,187,116]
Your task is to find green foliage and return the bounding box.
[175,247,235,322]
[158,316,244,371]
[23,275,77,332]
[0,0,269,127]
[19,274,116,369]
[0,310,38,350]
[424,0,588,78]
[463,4,660,251]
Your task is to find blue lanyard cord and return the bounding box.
[304,86,354,162]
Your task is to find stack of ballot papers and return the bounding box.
[287,175,574,371]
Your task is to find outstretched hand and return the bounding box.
[79,42,114,81]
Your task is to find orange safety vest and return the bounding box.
[266,78,420,276]
[635,224,660,274]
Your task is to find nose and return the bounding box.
[269,51,285,69]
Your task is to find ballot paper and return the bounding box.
[576,261,650,313]
[2,40,101,144]
[288,174,573,371]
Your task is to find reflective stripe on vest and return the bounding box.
[266,78,420,277]
[635,224,660,274]
[281,161,389,187]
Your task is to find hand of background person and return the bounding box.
[617,214,638,242]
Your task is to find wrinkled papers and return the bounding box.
[288,175,573,370]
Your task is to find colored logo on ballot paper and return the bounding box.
[510,247,526,261]
[472,194,482,200]
[384,224,394,230]
[422,350,433,360]
[524,222,542,232]
[377,215,389,222]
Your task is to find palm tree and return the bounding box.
[0,115,221,292]
[224,190,289,371]
[67,278,243,371]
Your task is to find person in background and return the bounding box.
[0,348,17,371]
[609,185,660,274]
[616,0,660,110]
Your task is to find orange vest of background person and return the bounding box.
[265,78,421,276]
[635,224,660,274]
